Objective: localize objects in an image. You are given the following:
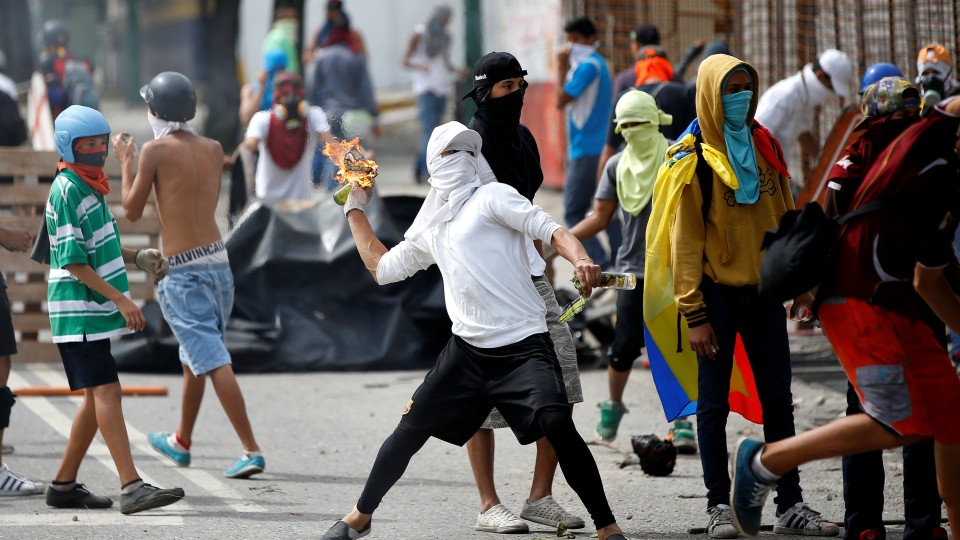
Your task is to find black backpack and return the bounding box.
[757,200,890,302]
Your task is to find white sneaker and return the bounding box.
[475,503,529,533]
[707,505,740,539]
[0,464,44,496]
[520,496,585,529]
[774,503,840,536]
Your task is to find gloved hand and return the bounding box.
[343,183,371,216]
[136,248,169,283]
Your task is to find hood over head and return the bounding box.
[695,54,759,152]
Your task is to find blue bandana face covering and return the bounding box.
[721,89,760,204]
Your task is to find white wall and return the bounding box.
[481,0,562,82]
[239,0,465,93]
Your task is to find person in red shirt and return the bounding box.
[824,75,947,540]
[731,96,960,540]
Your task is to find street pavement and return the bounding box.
[1,100,930,538]
[3,360,922,539]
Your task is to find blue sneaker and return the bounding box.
[148,432,191,467]
[224,453,265,479]
[730,438,775,537]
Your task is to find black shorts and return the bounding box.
[57,338,120,391]
[399,332,569,446]
[0,286,16,357]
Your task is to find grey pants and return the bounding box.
[481,274,583,429]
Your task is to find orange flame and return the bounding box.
[322,137,379,187]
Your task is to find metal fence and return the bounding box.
[562,0,960,165]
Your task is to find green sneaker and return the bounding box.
[668,418,698,454]
[596,400,628,441]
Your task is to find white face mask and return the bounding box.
[428,151,478,199]
[405,148,482,241]
[147,111,196,139]
[569,41,600,66]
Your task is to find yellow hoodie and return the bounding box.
[671,55,794,325]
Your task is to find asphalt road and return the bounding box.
[1,361,923,540]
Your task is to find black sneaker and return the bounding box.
[45,483,113,509]
[119,483,184,515]
[320,520,371,539]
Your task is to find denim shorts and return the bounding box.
[157,262,234,376]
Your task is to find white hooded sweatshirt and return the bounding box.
[377,122,561,348]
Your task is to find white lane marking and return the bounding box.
[25,364,267,514]
[7,370,187,525]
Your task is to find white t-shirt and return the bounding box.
[755,65,832,165]
[477,154,547,277]
[246,106,331,201]
[377,183,561,348]
[409,25,455,97]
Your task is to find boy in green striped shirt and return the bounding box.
[44,106,184,514]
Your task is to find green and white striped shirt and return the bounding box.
[45,169,131,343]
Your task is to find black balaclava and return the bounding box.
[468,82,543,201]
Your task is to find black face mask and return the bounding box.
[281,97,303,118]
[468,83,543,202]
[73,144,108,167]
[475,85,525,128]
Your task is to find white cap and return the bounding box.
[818,49,854,100]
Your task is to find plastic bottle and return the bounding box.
[599,272,637,290]
[333,183,352,205]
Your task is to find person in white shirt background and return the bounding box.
[403,5,462,185]
[240,72,336,202]
[754,49,854,194]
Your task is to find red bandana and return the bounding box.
[266,114,309,169]
[750,121,791,179]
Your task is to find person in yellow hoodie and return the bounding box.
[667,55,836,538]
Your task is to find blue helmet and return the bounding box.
[860,62,903,93]
[54,105,110,163]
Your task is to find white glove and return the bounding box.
[343,183,371,216]
[136,248,169,283]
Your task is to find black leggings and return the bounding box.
[356,407,616,530]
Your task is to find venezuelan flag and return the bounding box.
[643,126,763,424]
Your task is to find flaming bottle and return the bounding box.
[323,137,379,205]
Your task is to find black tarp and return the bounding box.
[114,194,452,373]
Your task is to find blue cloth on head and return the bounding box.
[721,89,760,204]
[261,48,288,112]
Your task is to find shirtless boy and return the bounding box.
[115,72,265,479]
